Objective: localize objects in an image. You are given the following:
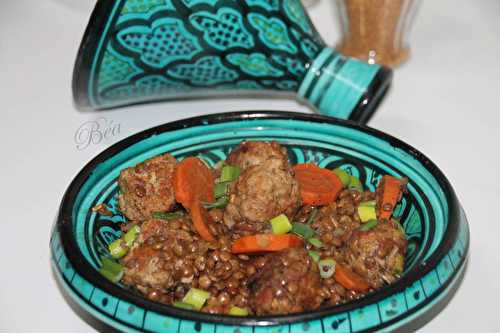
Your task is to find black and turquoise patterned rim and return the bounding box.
[51,111,469,333]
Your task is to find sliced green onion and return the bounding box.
[270,214,292,235]
[333,168,351,187]
[152,211,185,220]
[123,225,140,247]
[359,219,378,232]
[357,205,377,223]
[349,176,363,192]
[203,196,229,209]
[220,165,241,183]
[291,223,315,239]
[173,301,195,310]
[182,288,211,310]
[214,182,230,199]
[100,257,123,283]
[109,239,127,259]
[308,250,321,263]
[108,225,140,260]
[318,258,336,279]
[229,306,249,316]
[308,237,323,249]
[306,207,319,225]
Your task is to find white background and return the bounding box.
[1,0,499,332]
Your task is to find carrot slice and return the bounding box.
[174,157,215,209]
[376,175,408,220]
[334,264,370,292]
[293,164,344,206]
[188,202,215,242]
[231,234,303,254]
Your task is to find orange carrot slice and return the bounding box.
[376,175,407,220]
[174,157,215,209]
[334,264,370,292]
[188,202,215,242]
[293,164,344,206]
[231,234,303,254]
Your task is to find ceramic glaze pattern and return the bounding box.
[51,113,469,333]
[74,0,391,122]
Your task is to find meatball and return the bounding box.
[223,160,301,233]
[249,248,324,315]
[121,218,210,293]
[344,220,407,288]
[118,153,177,221]
[226,141,289,170]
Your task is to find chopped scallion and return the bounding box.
[182,288,211,310]
[333,168,351,187]
[214,182,230,199]
[99,257,123,283]
[359,219,378,232]
[152,211,185,220]
[173,301,195,310]
[109,239,127,259]
[308,237,323,249]
[203,196,229,209]
[270,214,292,235]
[229,306,249,316]
[357,204,377,223]
[220,165,241,183]
[318,258,336,279]
[123,225,140,247]
[308,250,321,263]
[291,223,315,239]
[349,176,363,192]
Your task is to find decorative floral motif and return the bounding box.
[94,0,322,106]
[168,56,238,85]
[227,53,283,77]
[248,13,298,54]
[291,28,320,59]
[98,49,141,91]
[284,0,312,34]
[190,8,254,50]
[116,18,201,68]
[271,54,306,76]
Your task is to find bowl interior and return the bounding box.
[60,112,456,326]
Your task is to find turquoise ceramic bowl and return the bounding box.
[50,111,469,332]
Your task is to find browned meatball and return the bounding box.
[249,248,324,315]
[226,141,289,170]
[118,153,177,221]
[121,218,210,293]
[344,220,407,288]
[223,160,301,233]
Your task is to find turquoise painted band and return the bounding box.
[298,47,381,119]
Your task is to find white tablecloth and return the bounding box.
[1,0,498,331]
